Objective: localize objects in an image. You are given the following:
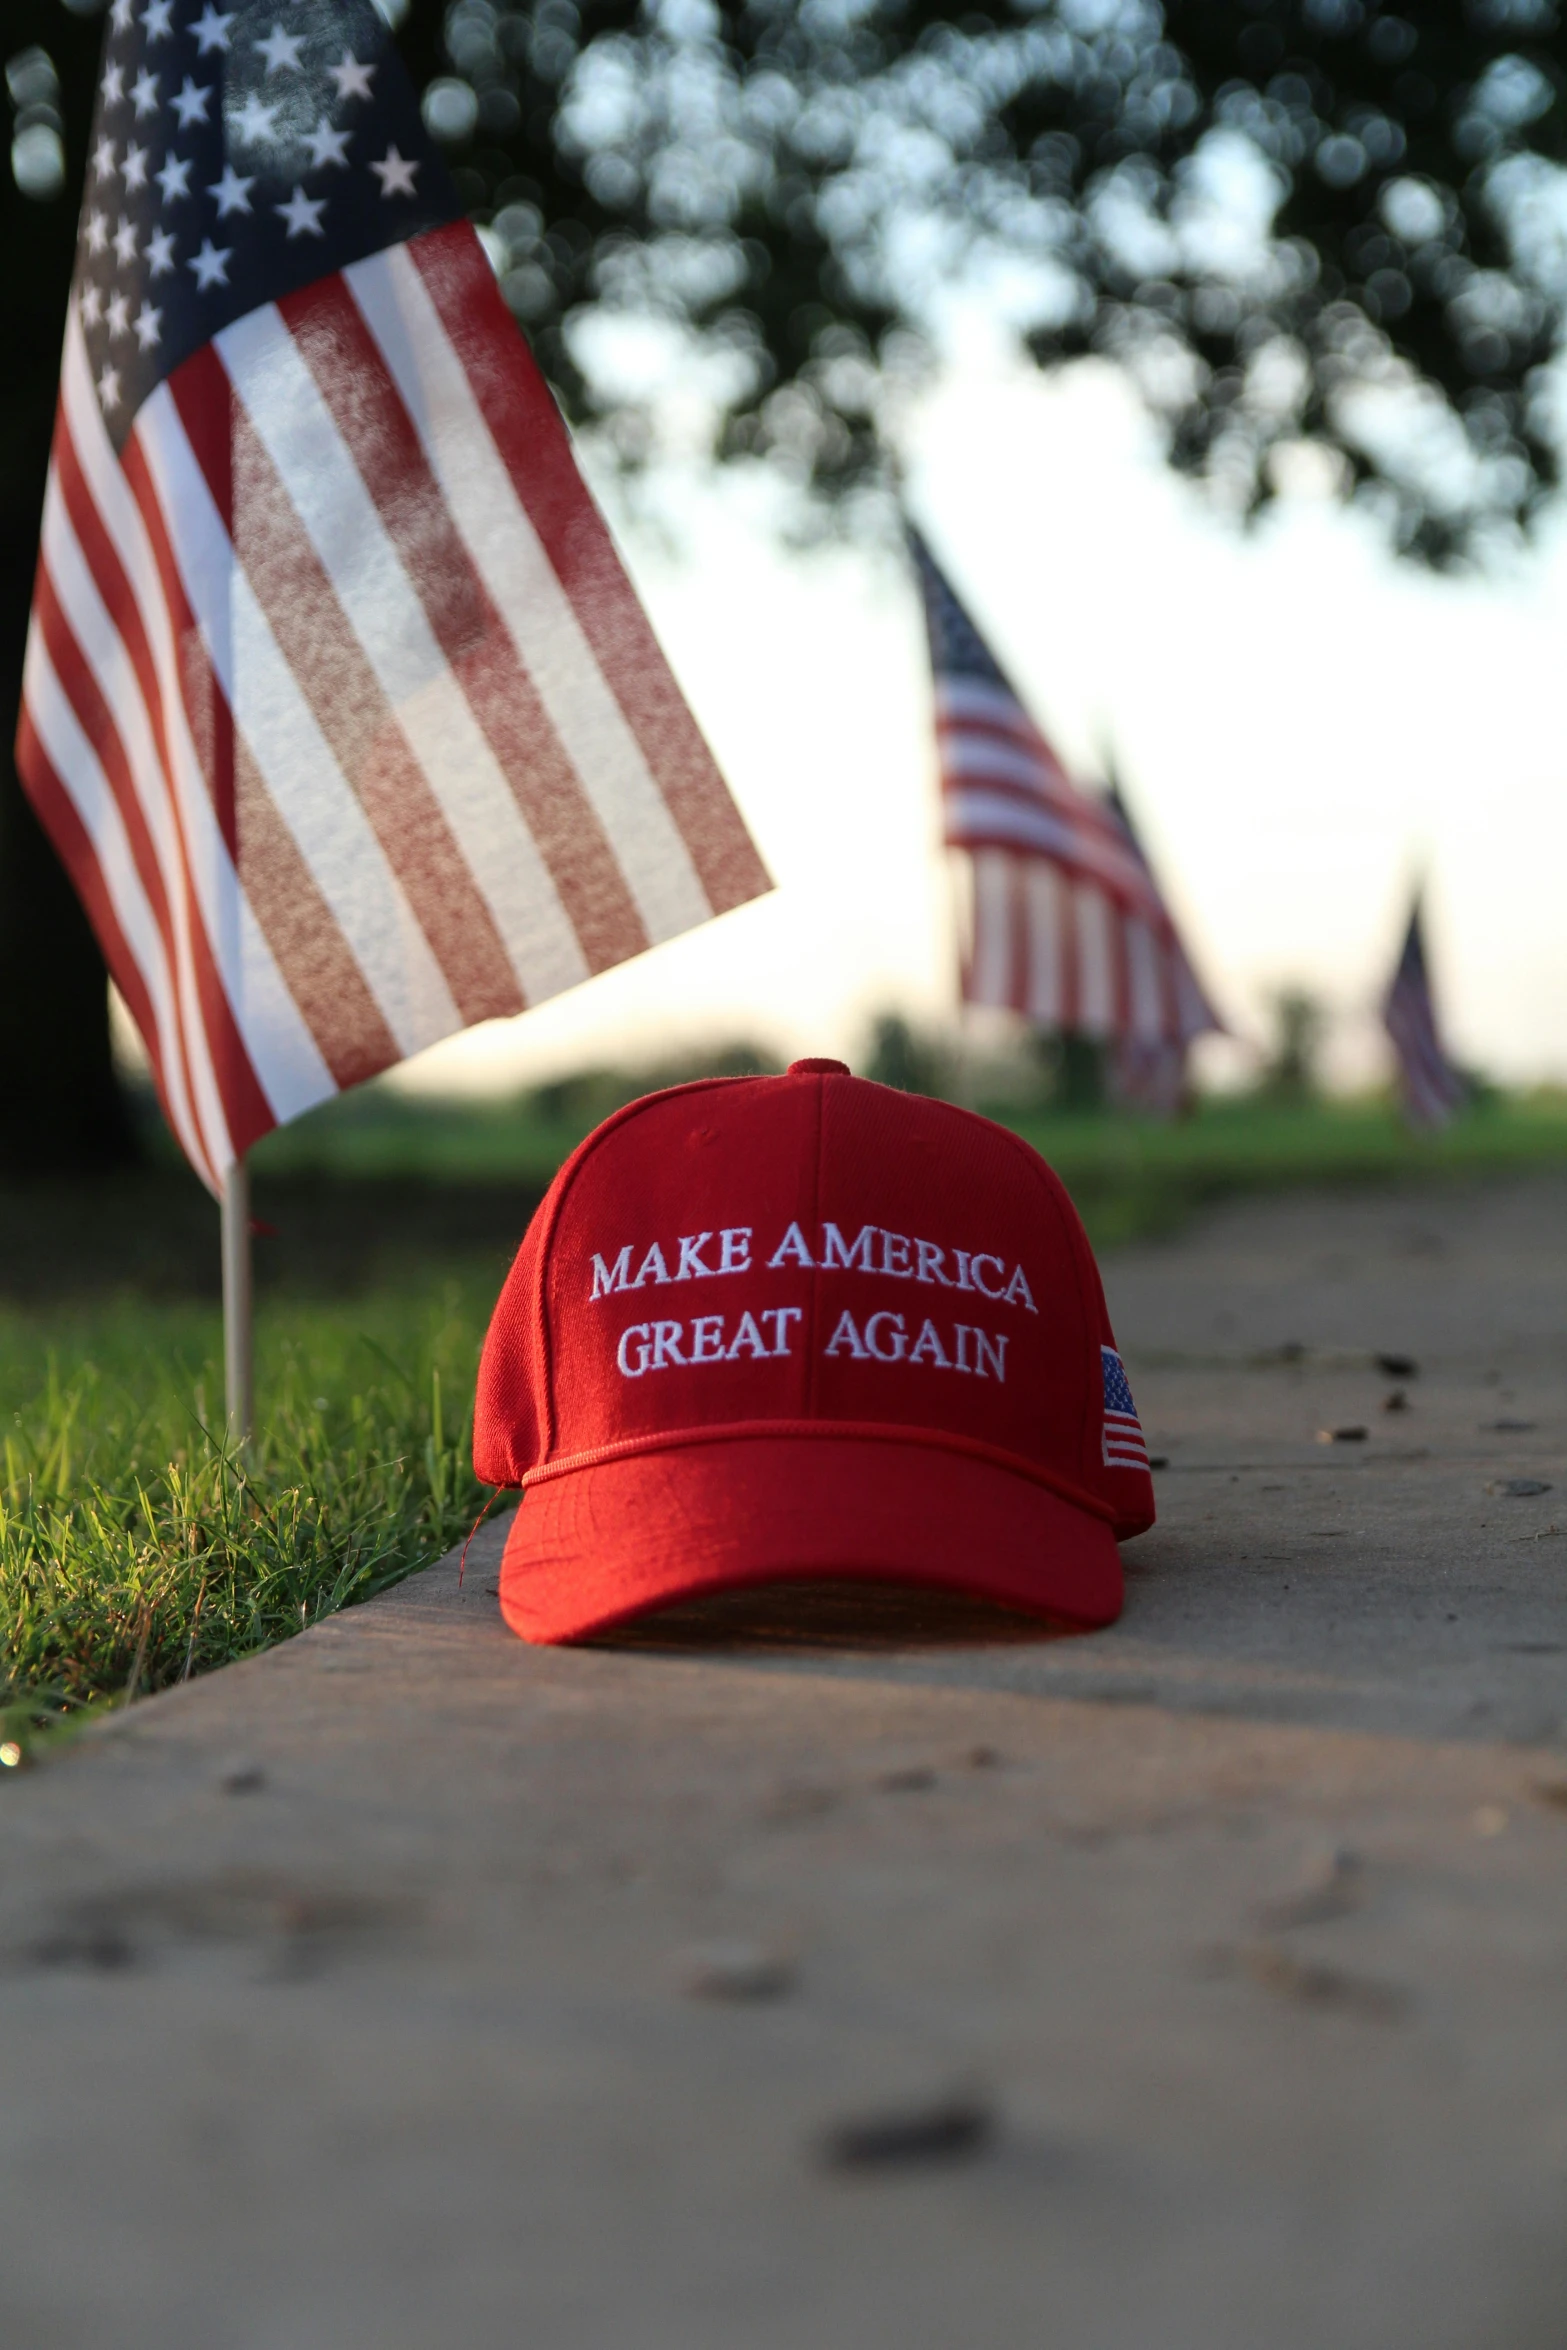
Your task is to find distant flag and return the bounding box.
[910,529,1221,1094]
[1382,896,1465,1130]
[18,0,769,1195]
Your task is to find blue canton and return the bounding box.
[908,526,1013,691]
[75,0,459,451]
[1101,1346,1138,1418]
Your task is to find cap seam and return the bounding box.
[518,1417,1118,1525]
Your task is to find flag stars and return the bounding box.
[133,301,163,352]
[190,5,235,55]
[106,290,131,339]
[112,215,139,265]
[130,68,160,117]
[110,0,135,31]
[100,62,125,106]
[231,92,281,145]
[146,226,176,275]
[188,237,231,288]
[155,151,192,203]
[84,209,109,255]
[79,283,104,327]
[370,145,419,197]
[327,50,374,102]
[276,183,327,237]
[209,163,254,216]
[301,114,351,169]
[92,135,116,181]
[142,0,174,36]
[122,143,150,192]
[171,77,210,129]
[98,364,122,412]
[254,22,304,73]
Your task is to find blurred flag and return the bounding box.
[18,0,769,1193]
[910,529,1220,1095]
[1102,779,1217,1114]
[1382,897,1465,1129]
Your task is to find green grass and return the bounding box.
[995,1089,1567,1247]
[252,1075,1567,1252]
[0,1273,492,1745]
[6,1078,1567,1733]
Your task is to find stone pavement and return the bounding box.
[2,1175,1565,2350]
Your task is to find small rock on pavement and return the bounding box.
[820,2093,994,2173]
[678,1941,796,2001]
[1485,1478,1552,1499]
[218,1759,266,1795]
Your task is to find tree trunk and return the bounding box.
[0,754,138,1180]
[0,2,139,1177]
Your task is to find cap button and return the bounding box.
[787,1057,851,1077]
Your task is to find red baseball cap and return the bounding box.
[474,1059,1154,1643]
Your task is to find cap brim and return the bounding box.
[497,1433,1124,1644]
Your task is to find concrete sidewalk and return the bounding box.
[2,1176,1565,2349]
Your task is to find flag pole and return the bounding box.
[221,1154,253,1452]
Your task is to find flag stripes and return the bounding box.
[1101,1347,1150,1471]
[913,530,1220,1083]
[405,229,760,921]
[353,235,720,944]
[963,846,1196,1046]
[21,217,768,1192]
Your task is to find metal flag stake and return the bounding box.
[221,1157,253,1451]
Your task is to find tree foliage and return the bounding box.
[390,0,1567,562]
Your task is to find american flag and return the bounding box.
[1383,896,1465,1131]
[911,530,1220,1076]
[18,0,769,1194]
[1100,1346,1149,1472]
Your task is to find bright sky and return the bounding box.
[403,334,1567,1099]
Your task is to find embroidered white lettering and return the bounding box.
[612,1307,804,1377]
[907,1317,950,1368]
[824,1308,867,1359]
[821,1311,1004,1378]
[718,1227,752,1274]
[915,1239,950,1286]
[970,1253,1006,1300]
[726,1310,771,1361]
[768,1221,815,1269]
[689,1314,726,1362]
[880,1231,913,1277]
[821,1222,876,1272]
[761,1306,803,1357]
[650,1320,686,1368]
[633,1242,671,1288]
[1005,1264,1037,1312]
[677,1232,715,1280]
[591,1246,632,1300]
[865,1310,907,1361]
[952,1250,974,1292]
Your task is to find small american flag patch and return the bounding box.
[1101,1347,1149,1471]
